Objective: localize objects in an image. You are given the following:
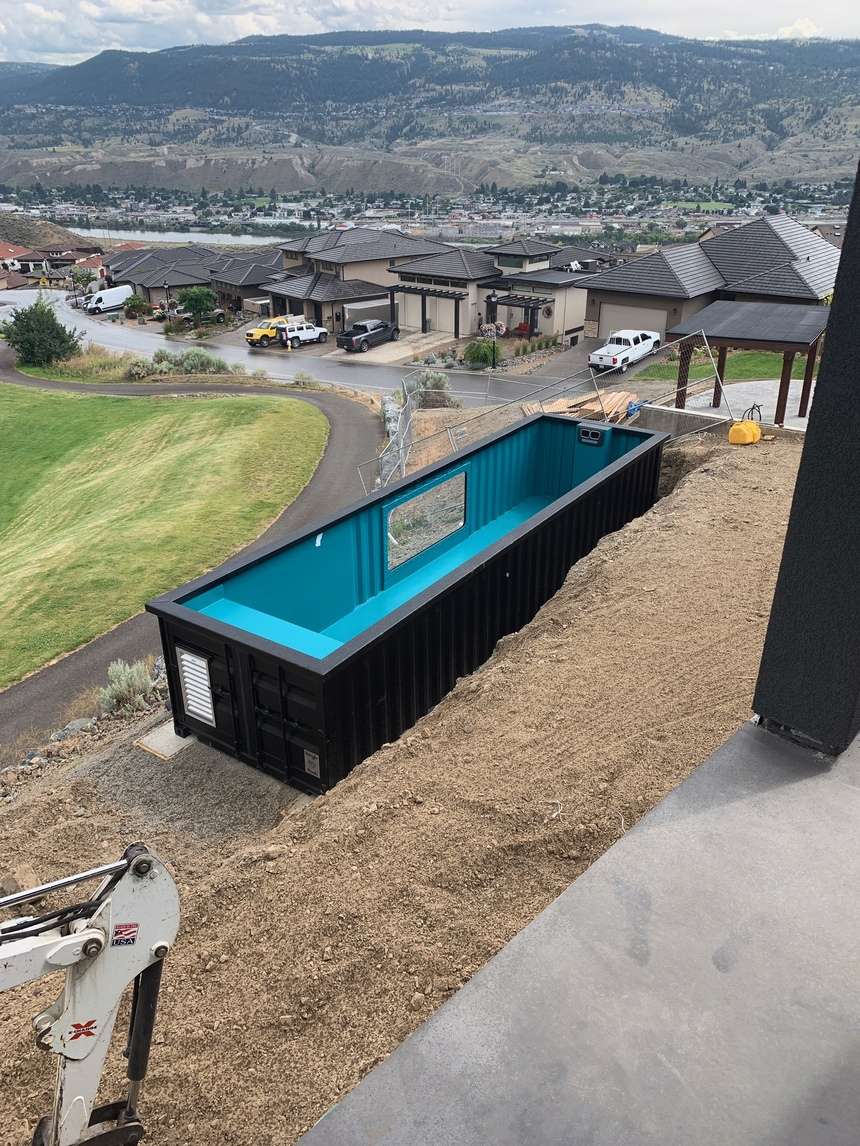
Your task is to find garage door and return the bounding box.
[598,303,669,339]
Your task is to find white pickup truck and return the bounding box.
[588,329,661,372]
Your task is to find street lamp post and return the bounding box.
[487,291,499,370]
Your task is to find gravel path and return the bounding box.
[0,348,382,748]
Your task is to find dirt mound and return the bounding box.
[0,437,802,1145]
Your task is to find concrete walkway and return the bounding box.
[0,349,382,749]
[301,722,860,1146]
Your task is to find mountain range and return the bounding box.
[0,26,858,192]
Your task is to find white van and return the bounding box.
[86,285,134,314]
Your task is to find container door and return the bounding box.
[247,654,326,791]
[167,627,241,751]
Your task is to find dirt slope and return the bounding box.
[0,213,85,250]
[0,437,802,1145]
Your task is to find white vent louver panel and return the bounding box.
[176,647,216,727]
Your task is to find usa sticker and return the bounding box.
[111,922,140,947]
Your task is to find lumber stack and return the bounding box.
[521,390,637,423]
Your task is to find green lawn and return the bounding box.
[637,350,818,383]
[667,200,733,210]
[0,385,328,686]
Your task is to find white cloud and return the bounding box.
[0,1,855,64]
[776,17,823,38]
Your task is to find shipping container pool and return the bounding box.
[148,415,668,794]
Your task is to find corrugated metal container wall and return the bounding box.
[148,416,668,794]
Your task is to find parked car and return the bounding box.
[245,319,288,348]
[335,318,400,353]
[86,284,134,315]
[588,329,661,372]
[278,319,328,349]
[153,305,225,325]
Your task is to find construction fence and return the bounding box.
[357,332,735,492]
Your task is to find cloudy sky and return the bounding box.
[0,0,857,65]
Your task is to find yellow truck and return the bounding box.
[244,319,290,348]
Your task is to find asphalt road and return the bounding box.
[0,348,383,750]
[1,290,597,409]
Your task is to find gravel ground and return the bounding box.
[0,436,803,1146]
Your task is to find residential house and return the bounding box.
[388,240,609,342]
[265,228,450,329]
[107,244,222,305]
[0,242,29,271]
[388,248,500,338]
[209,248,283,311]
[580,216,840,338]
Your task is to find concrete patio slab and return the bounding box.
[688,378,814,431]
[134,719,194,760]
[300,722,860,1146]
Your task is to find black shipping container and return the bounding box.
[147,415,668,794]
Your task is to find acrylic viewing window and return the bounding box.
[387,472,466,570]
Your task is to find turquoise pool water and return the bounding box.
[184,419,643,660]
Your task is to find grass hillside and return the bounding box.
[0,385,328,685]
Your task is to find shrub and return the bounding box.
[417,369,461,409]
[124,295,152,319]
[177,285,218,326]
[124,357,153,380]
[177,348,230,374]
[251,368,269,380]
[162,319,186,335]
[463,340,495,369]
[99,659,155,714]
[0,296,81,366]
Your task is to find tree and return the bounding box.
[176,286,217,326]
[70,266,96,292]
[0,296,80,366]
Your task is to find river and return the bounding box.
[71,226,296,246]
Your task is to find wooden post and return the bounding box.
[453,297,460,339]
[774,351,795,426]
[675,339,694,409]
[421,293,428,334]
[713,345,728,407]
[389,289,397,326]
[798,340,817,418]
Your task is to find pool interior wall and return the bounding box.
[184,420,644,659]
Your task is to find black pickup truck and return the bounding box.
[335,319,400,353]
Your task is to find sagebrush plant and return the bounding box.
[99,659,155,714]
[124,358,152,380]
[145,348,231,375]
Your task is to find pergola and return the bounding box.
[388,284,467,337]
[487,291,553,338]
[667,300,830,425]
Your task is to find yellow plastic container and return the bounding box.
[728,419,762,445]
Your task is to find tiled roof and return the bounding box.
[489,269,591,288]
[314,234,449,264]
[266,271,387,303]
[392,248,499,280]
[668,300,829,346]
[582,243,722,299]
[548,244,614,268]
[0,241,30,259]
[485,238,561,257]
[585,217,839,303]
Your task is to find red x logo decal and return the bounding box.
[70,1021,97,1040]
